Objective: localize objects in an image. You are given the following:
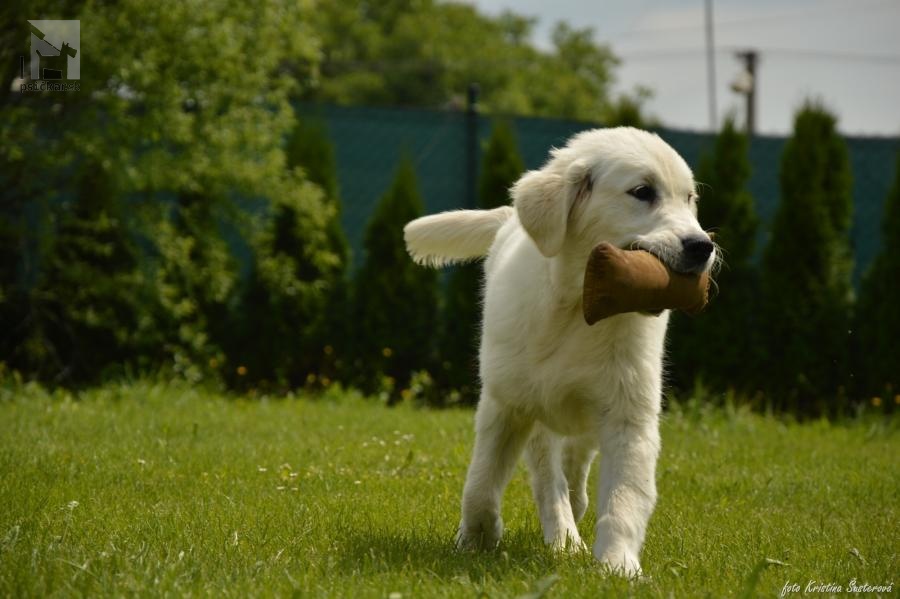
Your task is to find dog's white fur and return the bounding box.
[404,127,714,576]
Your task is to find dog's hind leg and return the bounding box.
[457,396,532,550]
[525,425,586,552]
[562,435,598,524]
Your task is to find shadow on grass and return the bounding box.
[334,526,583,581]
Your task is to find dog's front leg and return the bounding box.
[592,414,660,576]
[457,396,533,550]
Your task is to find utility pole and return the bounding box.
[704,0,717,132]
[734,50,758,135]
[465,83,480,210]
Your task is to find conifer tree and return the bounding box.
[30,164,145,382]
[854,152,900,400]
[352,157,439,397]
[233,117,350,388]
[760,103,854,414]
[441,120,524,402]
[668,117,759,393]
[233,175,342,388]
[287,117,351,381]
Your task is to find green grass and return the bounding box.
[0,381,897,598]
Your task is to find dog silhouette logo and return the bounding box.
[29,20,80,81]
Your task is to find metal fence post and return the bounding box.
[465,83,480,209]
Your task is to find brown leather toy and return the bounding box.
[582,242,711,325]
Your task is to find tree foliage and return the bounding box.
[229,117,349,389]
[668,117,759,392]
[287,117,353,381]
[0,0,333,384]
[308,0,646,123]
[352,158,439,397]
[854,153,900,399]
[760,103,854,413]
[150,193,239,384]
[232,176,342,388]
[23,165,146,383]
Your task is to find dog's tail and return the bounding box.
[404,206,514,268]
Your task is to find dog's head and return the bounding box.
[512,127,715,275]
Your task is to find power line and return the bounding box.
[603,0,897,40]
[752,48,900,64]
[618,47,900,65]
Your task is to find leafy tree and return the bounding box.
[440,120,524,402]
[854,153,900,400]
[150,192,239,384]
[760,103,854,414]
[308,1,646,123]
[0,0,332,384]
[351,157,439,397]
[668,117,759,393]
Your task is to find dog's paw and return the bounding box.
[594,547,642,577]
[455,515,502,550]
[546,529,587,554]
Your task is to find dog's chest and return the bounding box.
[486,312,668,434]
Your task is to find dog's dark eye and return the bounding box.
[628,185,657,202]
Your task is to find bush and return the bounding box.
[760,103,854,414]
[286,117,352,382]
[231,173,343,389]
[668,117,759,393]
[854,152,900,401]
[440,120,524,403]
[150,193,239,384]
[351,157,439,397]
[21,165,146,383]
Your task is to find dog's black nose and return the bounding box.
[681,236,714,266]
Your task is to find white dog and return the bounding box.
[403,127,715,575]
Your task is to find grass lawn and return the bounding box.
[0,381,897,598]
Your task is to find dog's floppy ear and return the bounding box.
[512,159,592,257]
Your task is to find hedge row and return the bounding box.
[2,109,897,415]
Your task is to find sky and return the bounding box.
[467,0,900,136]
